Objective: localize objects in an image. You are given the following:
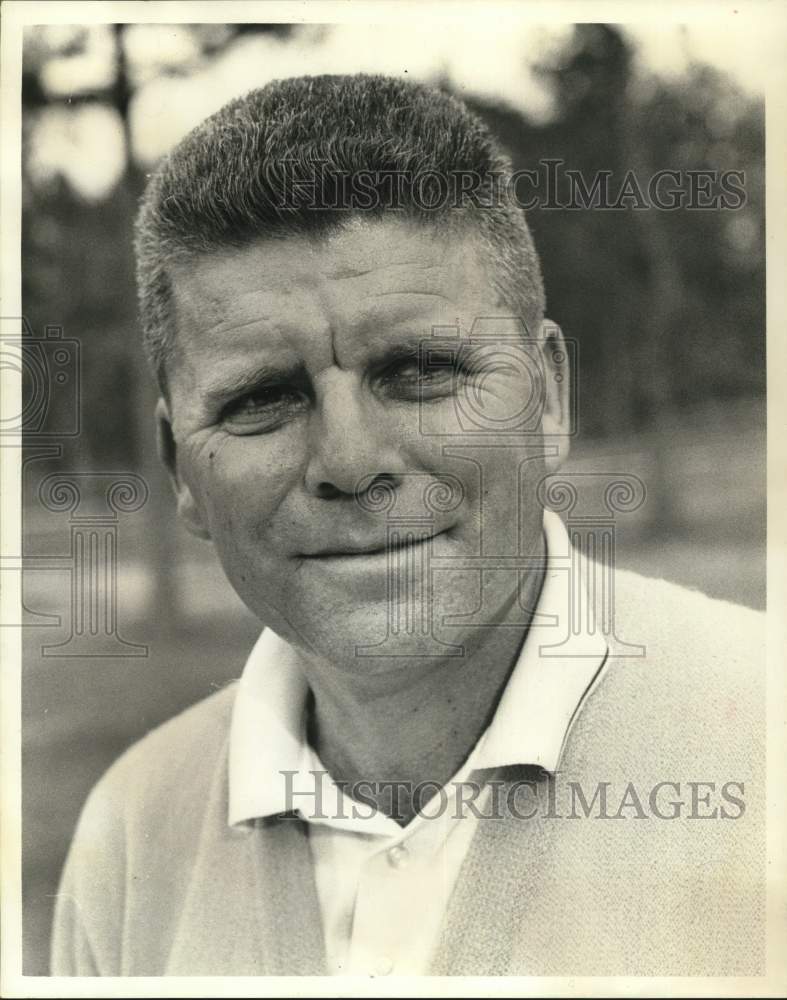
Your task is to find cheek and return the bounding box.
[183,433,304,544]
[474,373,541,429]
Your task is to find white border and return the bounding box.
[2,2,785,997]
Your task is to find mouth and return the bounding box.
[301,528,449,561]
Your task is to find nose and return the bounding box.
[303,369,405,499]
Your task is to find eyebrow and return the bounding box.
[202,362,309,408]
[365,333,454,370]
[199,331,461,407]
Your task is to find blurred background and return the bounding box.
[20,21,765,973]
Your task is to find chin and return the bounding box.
[295,598,466,673]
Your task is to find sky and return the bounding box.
[27,19,775,201]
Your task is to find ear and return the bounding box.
[539,319,571,472]
[155,397,211,540]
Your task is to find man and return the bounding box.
[52,74,764,977]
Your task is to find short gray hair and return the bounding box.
[134,73,546,395]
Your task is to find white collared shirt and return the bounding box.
[228,510,607,975]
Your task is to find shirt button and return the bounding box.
[375,956,394,975]
[387,844,410,869]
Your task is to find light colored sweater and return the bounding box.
[51,567,765,976]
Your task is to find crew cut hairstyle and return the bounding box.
[135,73,546,395]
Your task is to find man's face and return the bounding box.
[162,217,567,669]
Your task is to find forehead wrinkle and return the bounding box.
[198,312,277,340]
[323,262,487,368]
[324,260,453,285]
[348,301,455,358]
[321,261,461,318]
[328,265,378,280]
[326,259,449,278]
[368,290,456,303]
[171,224,489,387]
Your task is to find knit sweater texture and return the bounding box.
[51,567,766,976]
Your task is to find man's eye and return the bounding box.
[222,386,309,434]
[379,357,457,400]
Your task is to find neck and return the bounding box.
[295,540,546,825]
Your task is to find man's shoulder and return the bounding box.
[610,564,764,660]
[90,680,239,821]
[569,567,765,773]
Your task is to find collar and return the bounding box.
[228,510,608,826]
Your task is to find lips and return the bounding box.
[301,528,447,560]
